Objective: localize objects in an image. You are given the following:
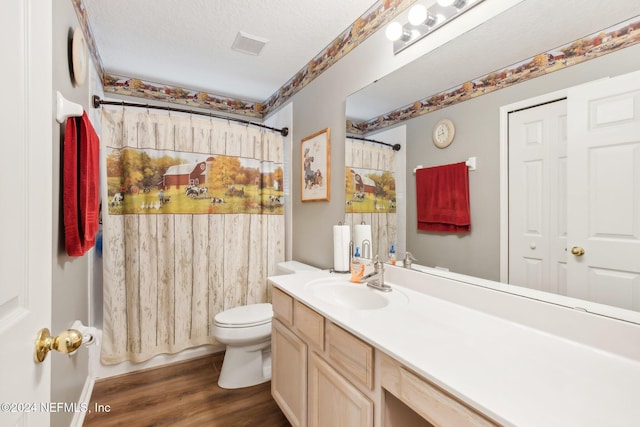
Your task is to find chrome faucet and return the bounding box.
[402,252,417,269]
[360,255,392,292]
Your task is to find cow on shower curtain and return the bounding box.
[100,109,284,364]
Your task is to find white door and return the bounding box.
[508,99,568,294]
[566,71,640,309]
[0,1,53,426]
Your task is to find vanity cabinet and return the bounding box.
[271,284,499,427]
[271,286,374,427]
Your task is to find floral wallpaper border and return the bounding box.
[349,15,640,135]
[71,2,640,132]
[71,0,105,80]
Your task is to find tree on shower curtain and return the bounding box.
[100,109,284,364]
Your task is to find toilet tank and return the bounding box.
[276,261,320,275]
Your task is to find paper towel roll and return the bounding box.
[333,225,351,272]
[354,224,372,258]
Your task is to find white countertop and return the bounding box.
[269,268,640,427]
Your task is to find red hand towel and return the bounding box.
[63,111,100,256]
[416,162,470,233]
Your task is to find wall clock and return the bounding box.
[432,118,455,148]
[71,27,87,86]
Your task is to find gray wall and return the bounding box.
[288,28,640,274]
[52,2,91,426]
[404,44,640,281]
[291,78,349,269]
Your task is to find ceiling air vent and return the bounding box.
[231,31,269,56]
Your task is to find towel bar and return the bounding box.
[413,157,476,174]
[56,91,84,124]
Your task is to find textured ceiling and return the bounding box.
[83,0,379,102]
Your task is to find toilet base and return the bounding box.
[218,341,271,389]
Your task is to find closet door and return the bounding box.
[508,99,568,294]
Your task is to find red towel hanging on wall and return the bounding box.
[416,162,471,233]
[63,111,100,256]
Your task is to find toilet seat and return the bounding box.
[214,303,273,328]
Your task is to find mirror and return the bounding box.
[346,0,640,323]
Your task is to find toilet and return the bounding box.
[213,261,320,389]
[213,303,273,389]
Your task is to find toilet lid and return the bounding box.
[214,303,273,328]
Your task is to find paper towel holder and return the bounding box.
[330,221,353,274]
[361,239,371,259]
[330,238,353,274]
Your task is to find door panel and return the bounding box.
[0,1,52,425]
[567,71,640,308]
[508,99,567,294]
[590,144,638,238]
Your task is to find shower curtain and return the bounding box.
[344,138,397,259]
[100,109,284,364]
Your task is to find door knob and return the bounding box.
[570,246,585,256]
[34,328,83,363]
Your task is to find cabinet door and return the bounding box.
[308,351,373,427]
[272,319,307,427]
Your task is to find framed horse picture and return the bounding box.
[301,128,330,202]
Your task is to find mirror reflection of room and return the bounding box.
[346,0,640,320]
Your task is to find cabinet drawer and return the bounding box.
[272,287,293,326]
[380,352,498,427]
[294,300,325,351]
[326,322,374,390]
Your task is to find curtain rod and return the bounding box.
[346,135,401,151]
[91,95,289,137]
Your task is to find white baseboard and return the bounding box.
[70,375,95,427]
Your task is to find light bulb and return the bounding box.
[436,0,456,7]
[385,22,403,41]
[408,4,427,26]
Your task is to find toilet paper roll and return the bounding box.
[333,225,351,272]
[354,224,372,258]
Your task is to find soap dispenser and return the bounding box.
[350,247,364,283]
[389,244,396,266]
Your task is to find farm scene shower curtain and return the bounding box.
[100,109,284,364]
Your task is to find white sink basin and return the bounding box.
[305,277,407,310]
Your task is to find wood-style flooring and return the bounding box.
[84,352,290,427]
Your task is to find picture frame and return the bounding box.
[301,128,330,202]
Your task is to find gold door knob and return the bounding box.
[570,246,585,256]
[34,328,83,363]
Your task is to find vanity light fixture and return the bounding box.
[386,0,484,55]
